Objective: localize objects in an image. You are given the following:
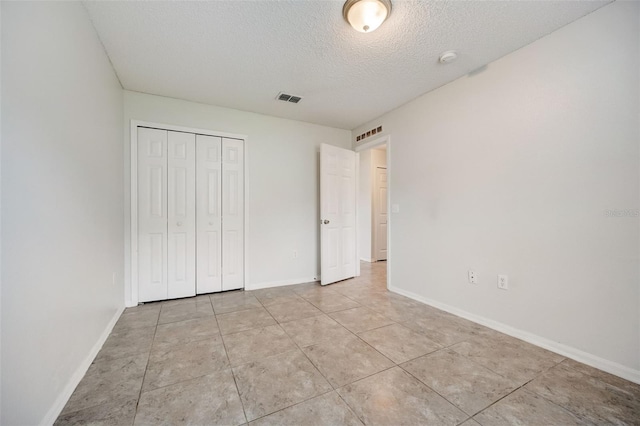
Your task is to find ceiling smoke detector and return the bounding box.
[439,51,458,64]
[276,92,302,104]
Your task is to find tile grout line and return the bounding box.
[132,310,160,424]
[219,331,250,424]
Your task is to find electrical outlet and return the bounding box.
[468,270,477,284]
[293,250,298,259]
[497,274,508,290]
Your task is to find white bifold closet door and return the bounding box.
[138,128,196,302]
[195,136,244,292]
[138,127,244,302]
[167,131,196,299]
[138,128,169,302]
[221,138,244,291]
[196,135,222,293]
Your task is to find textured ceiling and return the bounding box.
[84,0,611,130]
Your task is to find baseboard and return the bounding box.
[360,257,373,263]
[41,306,125,425]
[245,276,320,291]
[388,285,640,385]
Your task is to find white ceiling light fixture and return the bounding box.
[343,0,392,33]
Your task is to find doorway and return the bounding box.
[356,136,390,287]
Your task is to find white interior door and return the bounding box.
[320,143,357,285]
[138,127,168,302]
[374,167,388,261]
[196,135,222,293]
[167,131,196,299]
[222,138,244,291]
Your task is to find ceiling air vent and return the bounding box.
[276,92,302,104]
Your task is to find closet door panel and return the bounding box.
[167,131,196,299]
[138,127,168,302]
[222,138,244,291]
[196,135,223,294]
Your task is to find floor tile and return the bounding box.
[449,335,564,383]
[473,388,585,426]
[232,349,332,421]
[293,284,340,298]
[265,298,323,323]
[401,312,498,347]
[54,397,137,426]
[250,391,363,426]
[62,353,147,414]
[217,307,277,335]
[249,286,296,301]
[303,292,361,313]
[525,362,640,424]
[363,301,421,323]
[135,370,245,426]
[223,324,297,367]
[561,358,640,398]
[258,293,302,307]
[401,349,518,415]
[123,302,162,314]
[158,297,214,324]
[358,323,441,364]
[143,338,229,391]
[211,291,262,314]
[94,325,155,361]
[329,306,395,333]
[333,287,389,303]
[113,308,160,332]
[302,335,394,387]
[337,367,468,426]
[57,261,639,426]
[153,316,220,349]
[280,314,354,347]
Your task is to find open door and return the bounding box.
[320,143,358,285]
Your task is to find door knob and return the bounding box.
[209,221,213,226]
[323,220,330,224]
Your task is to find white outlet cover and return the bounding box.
[391,204,400,213]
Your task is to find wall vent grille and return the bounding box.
[356,125,383,143]
[276,92,302,104]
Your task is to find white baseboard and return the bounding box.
[360,257,373,263]
[41,306,125,425]
[389,285,640,385]
[245,276,320,291]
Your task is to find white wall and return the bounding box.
[124,91,351,301]
[353,1,640,378]
[1,2,124,424]
[358,147,387,261]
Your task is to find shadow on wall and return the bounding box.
[468,64,489,78]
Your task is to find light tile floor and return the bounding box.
[57,262,640,425]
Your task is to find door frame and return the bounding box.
[355,135,391,290]
[129,120,248,306]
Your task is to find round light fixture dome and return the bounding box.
[343,0,392,33]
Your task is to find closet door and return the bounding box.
[196,135,222,294]
[222,138,244,291]
[138,128,168,302]
[167,131,196,299]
